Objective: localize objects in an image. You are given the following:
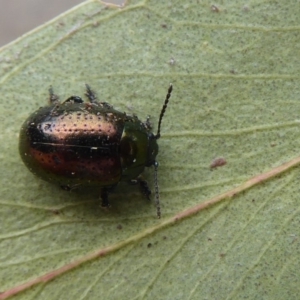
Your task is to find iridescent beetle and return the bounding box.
[19,84,173,218]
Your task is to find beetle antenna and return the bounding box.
[153,161,161,218]
[156,84,173,139]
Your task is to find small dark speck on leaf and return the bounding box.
[210,157,227,169]
[147,243,152,248]
[242,5,250,12]
[117,224,123,230]
[211,5,220,12]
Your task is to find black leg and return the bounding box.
[85,84,112,108]
[139,179,151,200]
[129,177,151,200]
[85,84,98,103]
[49,86,59,104]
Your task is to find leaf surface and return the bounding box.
[0,0,300,299]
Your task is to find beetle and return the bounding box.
[19,84,173,218]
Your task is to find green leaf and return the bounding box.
[1,0,300,299]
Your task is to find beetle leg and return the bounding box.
[139,179,151,200]
[85,84,113,109]
[85,84,98,103]
[144,115,152,130]
[129,177,151,200]
[48,87,61,116]
[48,86,60,104]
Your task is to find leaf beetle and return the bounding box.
[19,84,173,218]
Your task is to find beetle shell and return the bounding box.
[19,99,158,188]
[19,84,173,218]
